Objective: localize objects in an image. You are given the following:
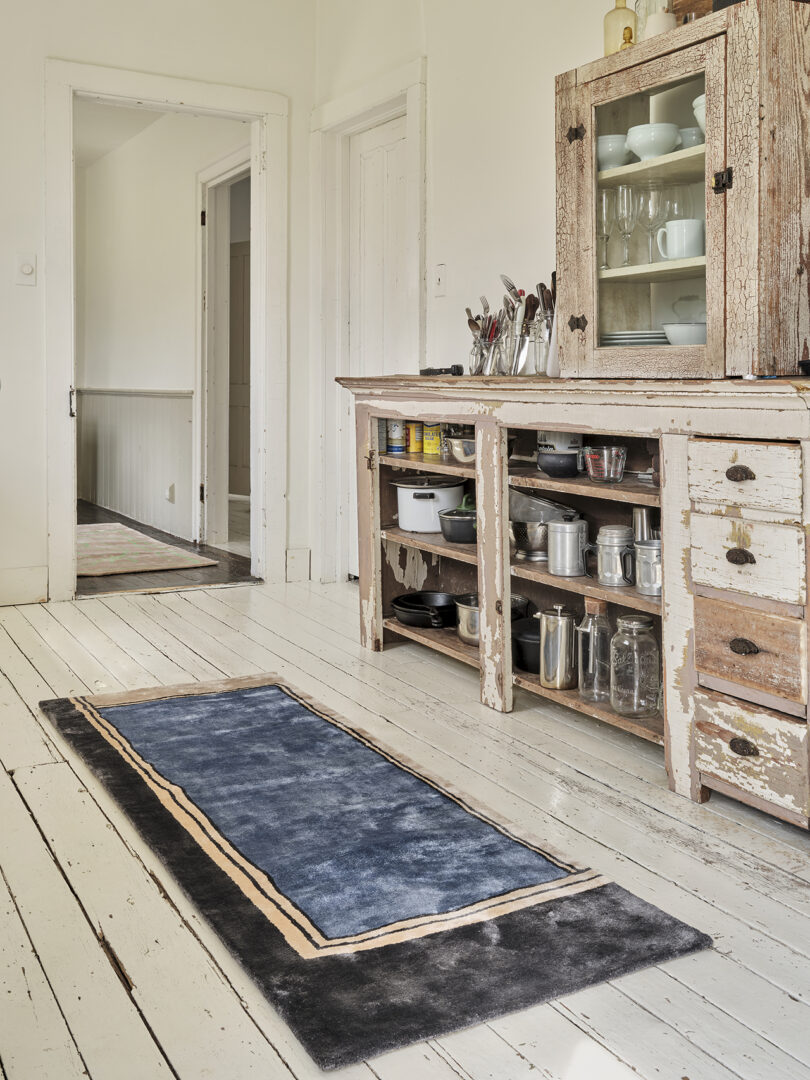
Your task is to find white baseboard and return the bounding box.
[0,566,48,606]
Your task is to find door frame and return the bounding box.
[198,153,251,550]
[44,59,288,600]
[309,59,426,584]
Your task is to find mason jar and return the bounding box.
[610,614,660,718]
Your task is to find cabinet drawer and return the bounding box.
[694,596,807,707]
[694,691,810,819]
[687,439,802,516]
[690,513,806,604]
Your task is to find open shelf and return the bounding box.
[513,670,664,745]
[511,561,662,616]
[381,527,478,566]
[598,143,705,188]
[598,256,706,284]
[508,466,660,507]
[383,618,480,668]
[378,452,475,479]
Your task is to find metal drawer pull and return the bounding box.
[729,737,760,758]
[726,547,756,566]
[729,637,760,656]
[726,464,756,483]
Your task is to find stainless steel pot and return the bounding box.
[539,605,578,690]
[454,592,530,645]
[584,525,635,587]
[547,519,588,577]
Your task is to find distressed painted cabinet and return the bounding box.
[338,375,810,829]
[556,0,810,379]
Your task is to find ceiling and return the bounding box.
[73,100,165,168]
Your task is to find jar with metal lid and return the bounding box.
[576,598,612,703]
[634,538,662,596]
[538,604,578,690]
[610,614,660,718]
[584,524,635,587]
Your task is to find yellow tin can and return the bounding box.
[406,421,423,454]
[423,423,442,456]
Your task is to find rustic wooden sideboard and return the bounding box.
[338,375,810,829]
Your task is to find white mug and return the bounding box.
[657,219,705,261]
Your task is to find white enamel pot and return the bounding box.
[391,476,466,533]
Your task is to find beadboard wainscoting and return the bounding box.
[77,388,195,540]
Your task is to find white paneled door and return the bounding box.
[345,115,411,577]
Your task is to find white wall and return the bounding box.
[315,0,607,369]
[0,0,315,603]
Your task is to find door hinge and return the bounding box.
[69,386,76,417]
[200,209,207,226]
[365,450,376,471]
[566,123,586,143]
[199,483,205,502]
[568,314,588,333]
[711,167,733,194]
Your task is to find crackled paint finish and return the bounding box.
[383,542,431,591]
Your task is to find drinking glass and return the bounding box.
[636,184,668,264]
[665,184,693,221]
[615,185,638,268]
[596,188,615,271]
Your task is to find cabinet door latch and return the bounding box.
[712,167,734,194]
[568,314,588,333]
[365,450,376,471]
[566,124,586,144]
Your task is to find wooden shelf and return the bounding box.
[511,561,662,616]
[598,143,705,188]
[378,452,475,479]
[599,256,706,284]
[381,527,478,566]
[509,466,660,507]
[513,670,664,745]
[383,618,480,668]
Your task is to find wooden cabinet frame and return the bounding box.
[556,0,810,379]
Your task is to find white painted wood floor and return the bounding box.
[2,580,810,1080]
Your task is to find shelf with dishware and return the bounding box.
[510,560,662,616]
[512,670,664,745]
[382,619,481,669]
[508,466,660,507]
[598,255,706,284]
[597,143,705,188]
[380,526,478,567]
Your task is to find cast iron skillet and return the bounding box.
[391,591,458,629]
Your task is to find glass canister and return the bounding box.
[576,598,612,703]
[610,614,661,718]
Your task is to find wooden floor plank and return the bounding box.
[0,768,174,1078]
[0,866,88,1080]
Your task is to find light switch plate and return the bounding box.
[15,253,37,286]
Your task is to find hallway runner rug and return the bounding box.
[39,676,711,1070]
[77,522,217,576]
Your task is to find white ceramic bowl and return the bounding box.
[626,123,682,161]
[679,126,705,148]
[597,134,632,170]
[692,94,706,135]
[662,321,707,346]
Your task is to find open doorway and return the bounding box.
[72,100,257,595]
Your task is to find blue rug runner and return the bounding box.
[40,676,711,1069]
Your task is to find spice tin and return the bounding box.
[423,423,442,456]
[387,419,406,455]
[406,421,423,454]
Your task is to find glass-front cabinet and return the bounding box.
[558,36,726,379]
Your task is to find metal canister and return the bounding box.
[539,605,578,690]
[406,421,423,454]
[547,519,588,577]
[387,419,406,455]
[635,538,663,596]
[423,423,442,456]
[584,524,635,587]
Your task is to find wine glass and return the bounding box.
[596,188,615,271]
[615,185,639,268]
[666,185,693,221]
[636,184,669,264]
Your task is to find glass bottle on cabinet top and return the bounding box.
[594,68,708,353]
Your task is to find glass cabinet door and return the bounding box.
[561,36,727,379]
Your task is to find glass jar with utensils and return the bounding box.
[610,615,661,718]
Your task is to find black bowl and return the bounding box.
[438,507,477,544]
[537,449,580,479]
